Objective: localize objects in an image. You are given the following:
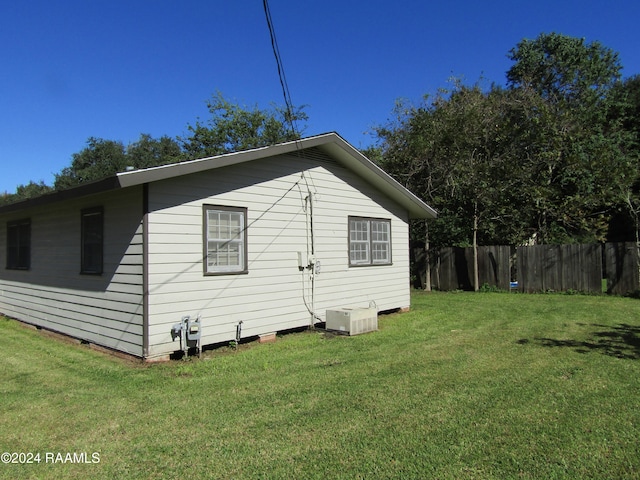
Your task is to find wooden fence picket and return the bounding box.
[423,242,638,295]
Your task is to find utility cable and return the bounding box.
[262,0,299,138]
[263,1,320,325]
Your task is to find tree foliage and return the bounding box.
[506,32,622,105]
[54,137,128,190]
[607,75,640,244]
[373,32,639,262]
[0,181,53,207]
[52,134,186,190]
[1,93,307,205]
[126,134,184,169]
[180,92,307,159]
[376,83,540,289]
[505,33,635,243]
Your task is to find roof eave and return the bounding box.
[0,133,437,220]
[315,135,437,220]
[0,176,121,214]
[114,133,341,188]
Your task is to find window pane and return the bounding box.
[348,217,391,266]
[371,221,389,241]
[350,220,369,242]
[371,220,390,264]
[229,213,242,237]
[372,242,389,263]
[209,241,241,267]
[350,243,369,263]
[349,219,370,264]
[205,207,246,273]
[220,212,231,239]
[208,211,221,238]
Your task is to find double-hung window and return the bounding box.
[204,205,248,275]
[81,207,103,274]
[6,218,31,270]
[348,216,391,266]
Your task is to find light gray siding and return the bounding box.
[0,136,431,361]
[145,150,411,358]
[0,187,145,356]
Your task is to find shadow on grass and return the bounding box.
[518,323,640,360]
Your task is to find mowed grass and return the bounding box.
[1,292,639,479]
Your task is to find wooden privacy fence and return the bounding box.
[421,242,639,295]
[427,246,512,291]
[605,242,640,295]
[517,244,602,293]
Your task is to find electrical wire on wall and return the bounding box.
[302,187,322,326]
[263,0,321,326]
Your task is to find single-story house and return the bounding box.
[0,133,436,360]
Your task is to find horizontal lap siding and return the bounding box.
[0,188,144,356]
[146,152,411,358]
[311,182,410,312]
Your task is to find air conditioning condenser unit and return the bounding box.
[325,307,378,335]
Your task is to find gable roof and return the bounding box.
[0,133,436,219]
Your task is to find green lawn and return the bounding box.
[1,292,639,479]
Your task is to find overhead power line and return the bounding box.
[262,0,299,137]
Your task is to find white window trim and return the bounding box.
[348,216,392,267]
[203,205,248,275]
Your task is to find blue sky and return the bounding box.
[1,0,639,194]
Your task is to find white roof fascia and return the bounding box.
[116,132,436,220]
[115,135,326,188]
[315,135,437,219]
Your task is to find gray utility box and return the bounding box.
[325,307,378,335]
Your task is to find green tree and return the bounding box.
[613,75,640,140]
[3,92,309,203]
[506,32,622,105]
[53,135,184,190]
[374,82,532,290]
[54,137,127,190]
[126,134,184,169]
[0,181,53,206]
[180,92,308,159]
[607,74,640,280]
[373,33,636,290]
[506,32,632,243]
